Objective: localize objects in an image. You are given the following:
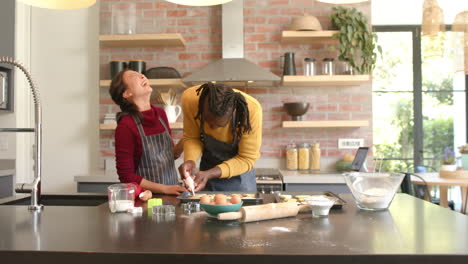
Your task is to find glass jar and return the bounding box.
[298,143,310,170]
[303,57,316,76]
[338,59,354,75]
[286,143,298,170]
[322,58,334,75]
[311,143,321,171]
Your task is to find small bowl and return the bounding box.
[304,196,336,218]
[283,102,310,121]
[343,172,405,211]
[200,202,243,215]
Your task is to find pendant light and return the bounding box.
[453,11,468,74]
[316,0,368,4]
[421,0,445,36]
[164,0,233,6]
[17,0,96,9]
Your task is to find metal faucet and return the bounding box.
[0,57,43,211]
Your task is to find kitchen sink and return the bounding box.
[0,194,108,206]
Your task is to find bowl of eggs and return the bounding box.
[199,194,243,215]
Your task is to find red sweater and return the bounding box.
[114,105,172,184]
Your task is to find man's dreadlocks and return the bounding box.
[195,82,252,140]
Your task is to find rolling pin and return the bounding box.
[217,203,309,222]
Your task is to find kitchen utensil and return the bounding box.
[128,60,146,74]
[107,183,136,213]
[217,202,309,222]
[283,102,309,121]
[185,175,195,196]
[274,191,347,209]
[145,67,181,79]
[109,61,128,80]
[322,58,334,75]
[303,58,316,76]
[168,88,176,105]
[280,52,296,76]
[200,202,243,216]
[343,172,405,211]
[288,15,323,31]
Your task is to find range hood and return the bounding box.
[183,0,280,83]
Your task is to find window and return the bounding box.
[372,26,467,173]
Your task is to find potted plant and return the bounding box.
[329,6,382,74]
[440,147,457,171]
[458,144,468,170]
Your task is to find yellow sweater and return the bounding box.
[181,85,262,178]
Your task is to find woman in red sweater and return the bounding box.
[109,69,186,195]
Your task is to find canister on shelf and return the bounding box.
[337,59,354,75]
[286,143,298,170]
[322,58,334,75]
[298,143,311,170]
[311,143,321,171]
[303,57,316,76]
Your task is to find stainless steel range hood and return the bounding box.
[183,0,280,84]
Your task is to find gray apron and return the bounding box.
[133,116,178,185]
[199,117,256,192]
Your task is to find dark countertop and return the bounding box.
[1,193,467,264]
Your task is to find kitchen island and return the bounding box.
[0,193,467,264]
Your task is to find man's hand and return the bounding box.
[178,160,196,180]
[162,185,187,196]
[193,167,222,192]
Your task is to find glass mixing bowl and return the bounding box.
[343,172,405,211]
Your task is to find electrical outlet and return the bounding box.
[338,138,364,149]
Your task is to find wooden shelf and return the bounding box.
[282,75,370,86]
[100,33,186,47]
[282,120,369,128]
[100,79,186,89]
[100,122,183,130]
[281,30,339,44]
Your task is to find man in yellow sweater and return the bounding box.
[179,82,262,192]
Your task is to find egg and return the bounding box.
[214,194,227,205]
[230,195,242,204]
[200,195,211,204]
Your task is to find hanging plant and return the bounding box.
[329,6,382,74]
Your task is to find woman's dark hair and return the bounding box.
[109,69,143,123]
[195,82,252,139]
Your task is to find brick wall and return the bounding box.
[99,0,373,170]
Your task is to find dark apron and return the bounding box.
[199,117,256,192]
[133,116,178,185]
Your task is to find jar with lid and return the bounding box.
[303,58,316,76]
[310,143,321,171]
[337,59,354,75]
[322,58,334,75]
[286,143,298,170]
[298,143,311,170]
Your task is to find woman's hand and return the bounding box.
[163,185,186,195]
[138,190,153,202]
[173,139,184,160]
